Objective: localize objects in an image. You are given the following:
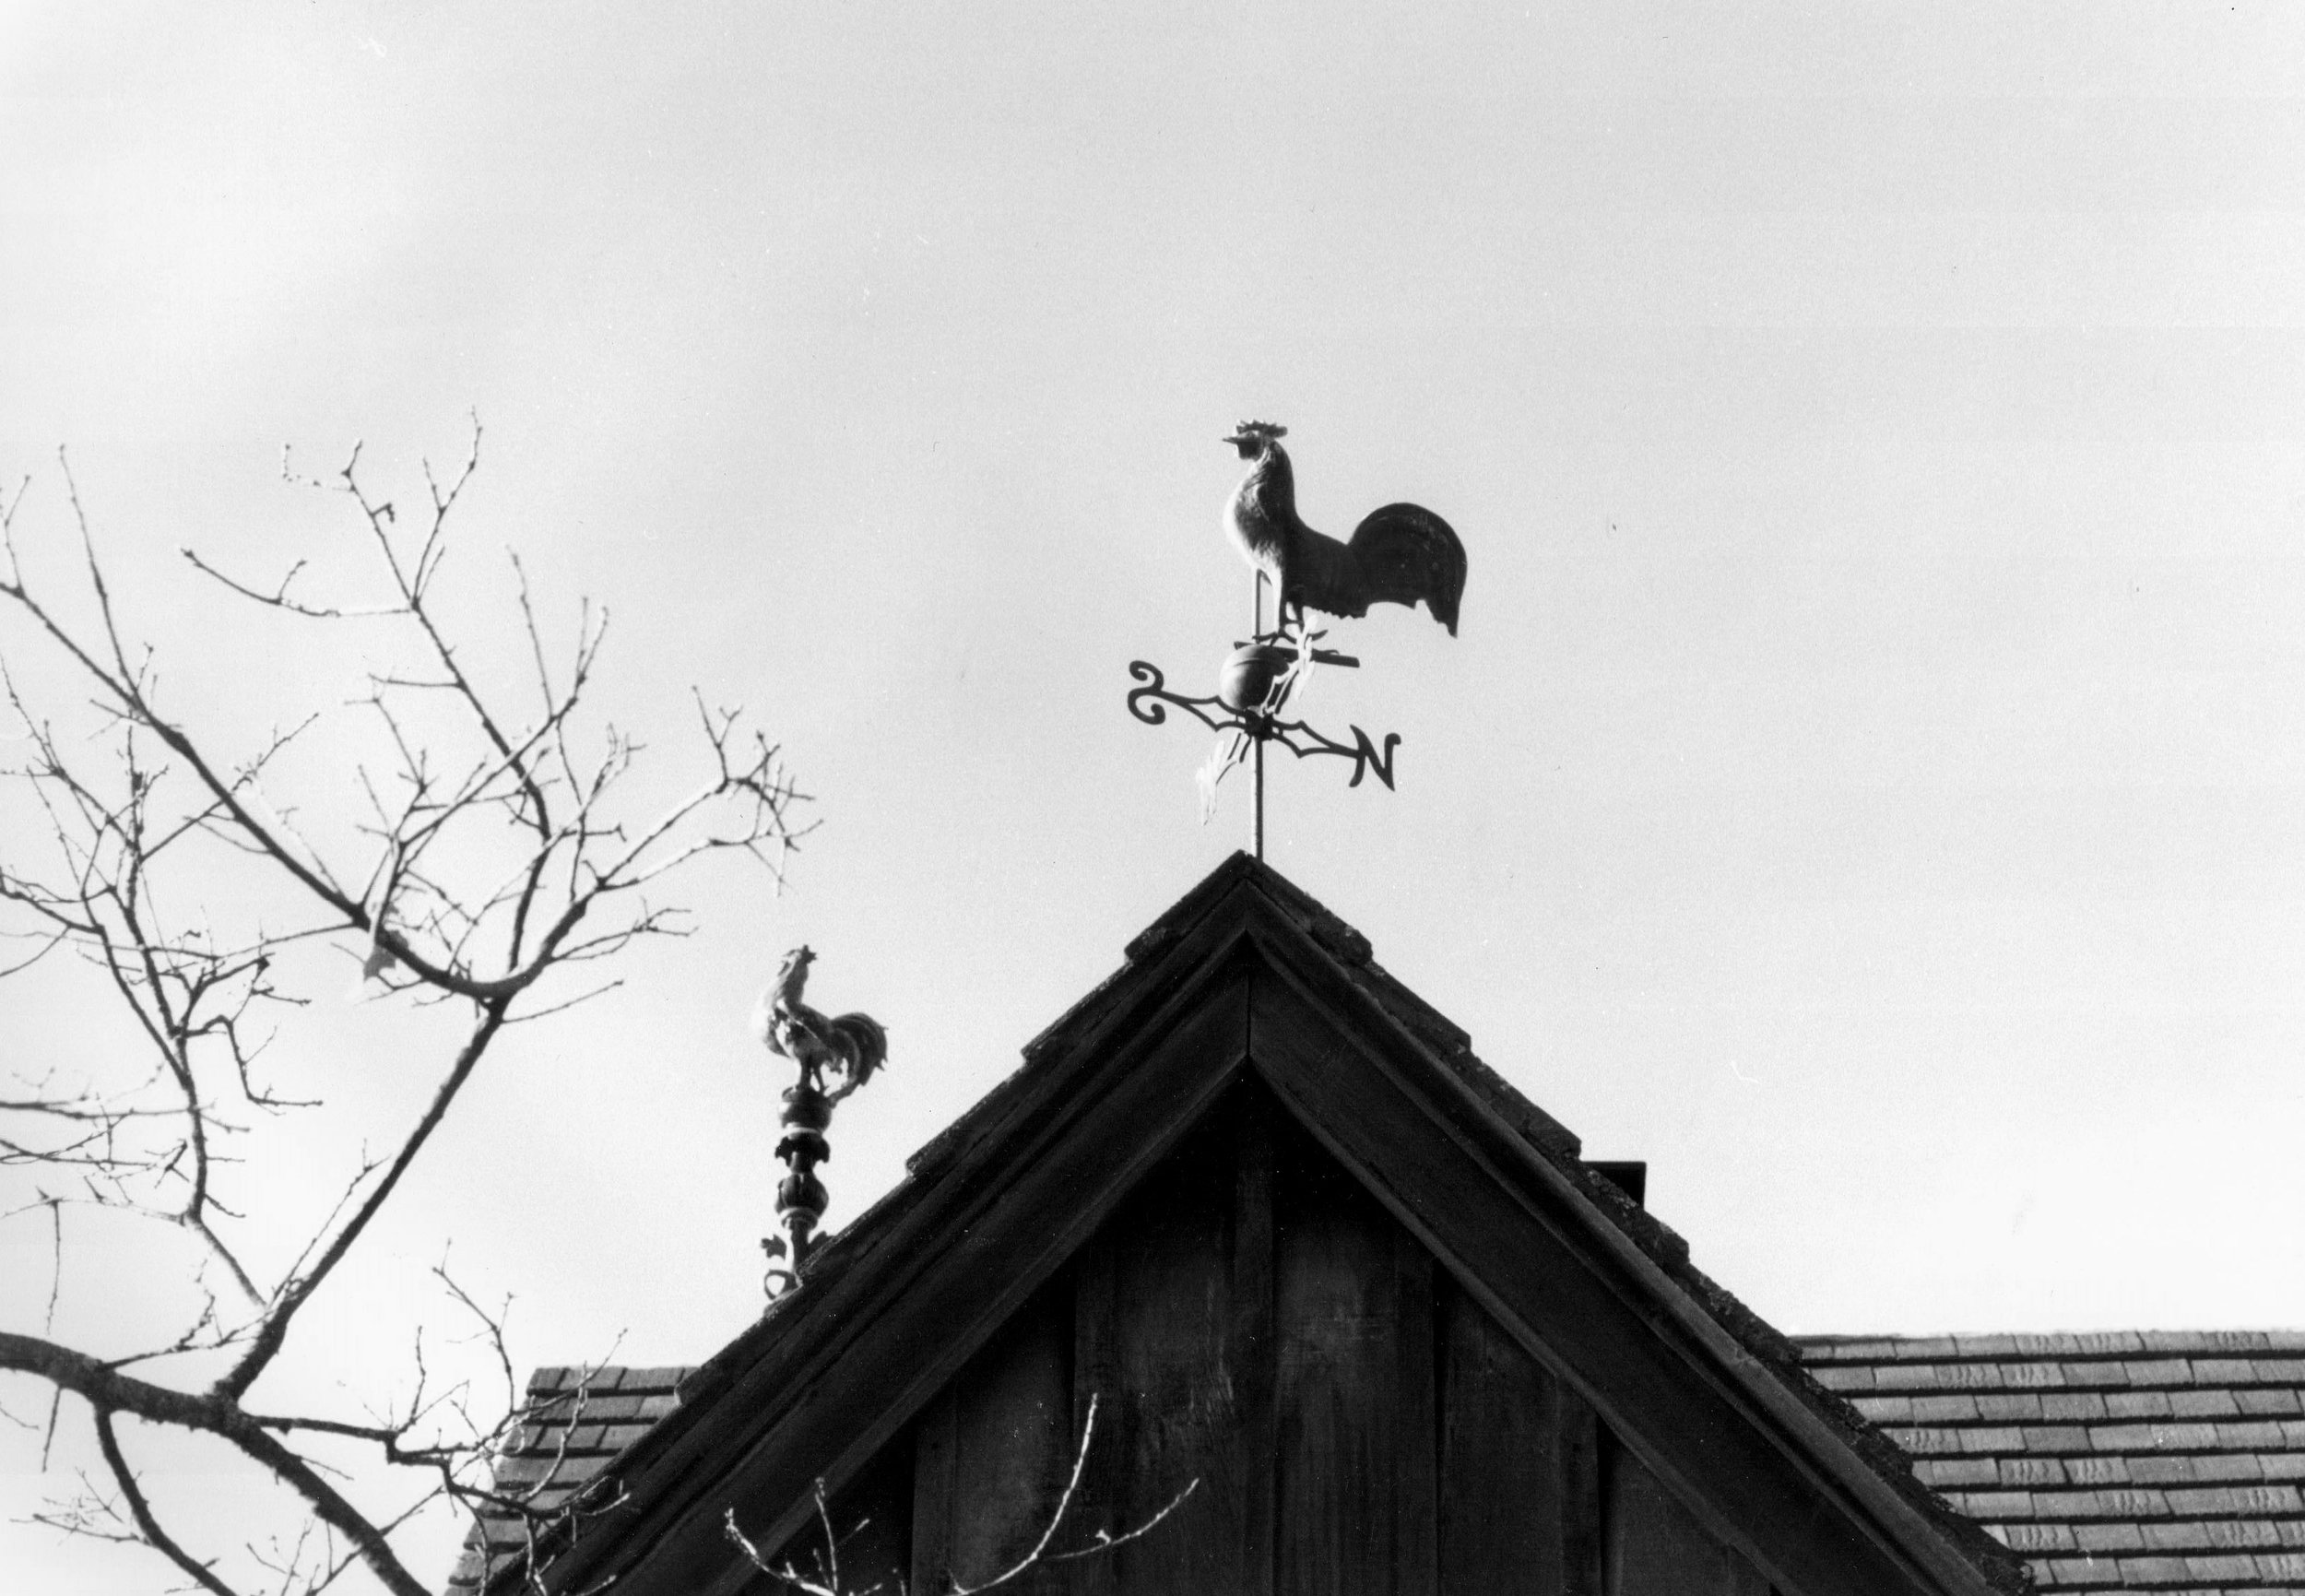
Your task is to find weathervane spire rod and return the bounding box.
[1252,572,1267,860]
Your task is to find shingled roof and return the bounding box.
[446,1367,687,1592]
[1800,1333,2305,1596]
[440,855,2049,1596]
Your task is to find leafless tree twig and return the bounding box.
[1,427,808,1594]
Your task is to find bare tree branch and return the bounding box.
[2,432,808,1593]
[211,999,511,1403]
[93,1408,245,1596]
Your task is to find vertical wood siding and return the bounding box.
[1437,1277,1607,1596]
[778,1082,1773,1596]
[913,1279,1075,1593]
[1070,1102,1266,1593]
[1274,1109,1438,1596]
[1604,1434,1775,1596]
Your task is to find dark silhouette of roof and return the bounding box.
[449,854,2047,1596]
[457,1335,2305,1596]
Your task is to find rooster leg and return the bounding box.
[1256,586,1290,644]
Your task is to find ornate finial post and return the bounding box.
[751,945,888,1300]
[773,1082,833,1267]
[1124,421,1463,846]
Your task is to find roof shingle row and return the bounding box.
[1858,1393,2305,1425]
[1798,1333,2305,1595]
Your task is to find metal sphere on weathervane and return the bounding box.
[1218,642,1295,713]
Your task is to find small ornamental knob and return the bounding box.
[777,1168,830,1225]
[779,1083,833,1132]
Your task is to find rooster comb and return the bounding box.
[1232,420,1287,440]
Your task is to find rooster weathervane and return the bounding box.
[1126,421,1467,856]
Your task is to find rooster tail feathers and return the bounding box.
[1344,502,1467,634]
[827,1012,889,1092]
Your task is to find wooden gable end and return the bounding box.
[516,860,2015,1596]
[748,1079,1777,1596]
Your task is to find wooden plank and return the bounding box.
[1390,1200,1437,1596]
[1247,965,1962,1596]
[1559,1388,1605,1596]
[1062,1085,1268,1592]
[910,1392,958,1596]
[1231,1082,1279,1596]
[840,1443,916,1596]
[914,1278,1073,1596]
[1604,1433,1774,1596]
[1273,1109,1437,1596]
[1437,1277,1561,1596]
[1062,1233,1122,1596]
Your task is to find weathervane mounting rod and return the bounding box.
[1252,572,1267,859]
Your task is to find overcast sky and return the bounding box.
[6,4,2305,1589]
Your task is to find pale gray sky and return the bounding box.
[6,3,2305,1589]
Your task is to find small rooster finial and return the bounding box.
[753,944,887,1103]
[753,946,888,1296]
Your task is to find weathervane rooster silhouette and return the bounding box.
[1125,420,1468,856]
[1223,420,1465,636]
